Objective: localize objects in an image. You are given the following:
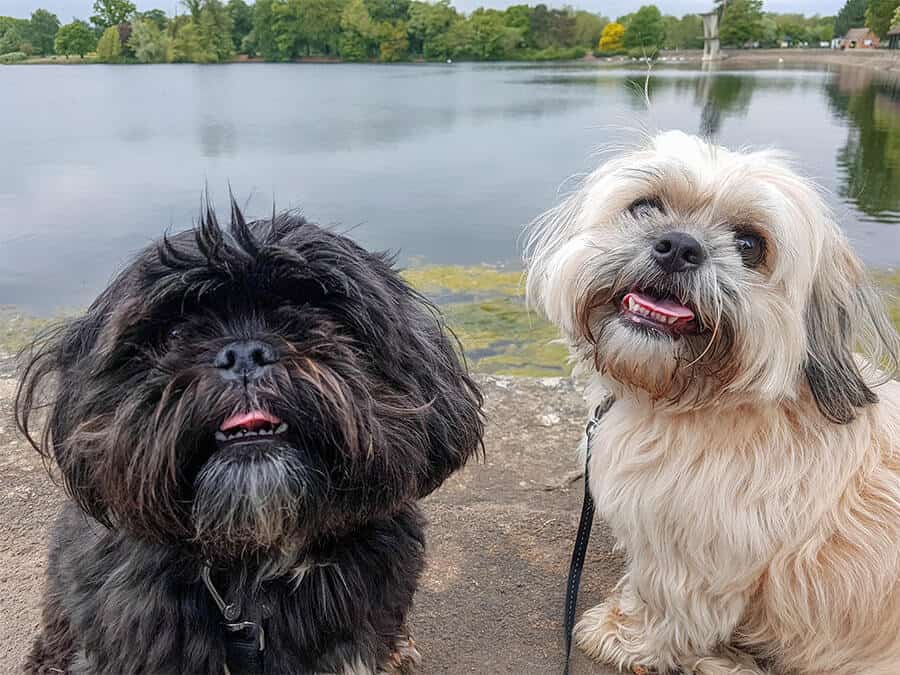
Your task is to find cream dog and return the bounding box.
[526,131,900,675]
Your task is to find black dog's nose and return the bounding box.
[651,232,706,273]
[214,340,278,382]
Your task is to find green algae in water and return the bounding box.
[873,270,899,330]
[402,265,523,299]
[442,297,570,377]
[402,265,570,376]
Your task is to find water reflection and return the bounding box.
[199,118,238,157]
[694,75,755,136]
[826,69,900,222]
[0,63,897,313]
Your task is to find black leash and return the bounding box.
[563,395,614,675]
[201,564,266,675]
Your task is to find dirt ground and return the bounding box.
[0,367,622,675]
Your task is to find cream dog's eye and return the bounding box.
[735,232,765,267]
[628,197,664,218]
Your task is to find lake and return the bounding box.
[1,61,898,315]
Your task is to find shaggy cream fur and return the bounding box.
[526,131,900,674]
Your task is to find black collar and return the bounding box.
[201,564,266,675]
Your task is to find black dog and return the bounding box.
[16,203,483,674]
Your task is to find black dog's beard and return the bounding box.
[192,443,315,561]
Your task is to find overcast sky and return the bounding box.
[2,0,845,22]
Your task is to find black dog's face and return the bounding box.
[17,206,483,562]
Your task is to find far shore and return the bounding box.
[8,48,900,76]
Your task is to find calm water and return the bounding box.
[1,62,898,313]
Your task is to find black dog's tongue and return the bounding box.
[220,410,282,433]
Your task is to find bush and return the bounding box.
[0,51,27,63]
[627,45,659,59]
[511,46,586,61]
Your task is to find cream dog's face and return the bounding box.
[527,131,898,420]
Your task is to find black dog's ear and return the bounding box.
[414,310,485,499]
[804,243,899,424]
[15,304,113,525]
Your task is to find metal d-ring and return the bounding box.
[200,564,242,622]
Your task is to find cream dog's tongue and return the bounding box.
[624,291,694,320]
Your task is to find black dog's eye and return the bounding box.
[628,197,664,218]
[168,328,182,339]
[735,231,765,267]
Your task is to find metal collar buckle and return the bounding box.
[585,395,614,441]
[201,564,266,653]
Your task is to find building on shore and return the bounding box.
[840,28,881,49]
[888,25,900,49]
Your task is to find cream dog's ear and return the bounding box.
[804,238,899,424]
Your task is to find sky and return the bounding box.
[1,0,846,22]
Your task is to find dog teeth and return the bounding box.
[626,301,677,325]
[215,423,290,442]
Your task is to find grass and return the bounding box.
[1,265,896,376]
[17,54,98,65]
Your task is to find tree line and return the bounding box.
[0,0,858,65]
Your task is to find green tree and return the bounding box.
[835,0,869,36]
[197,0,234,61]
[54,19,96,57]
[812,19,835,42]
[376,19,408,60]
[128,18,169,61]
[775,13,808,43]
[663,14,703,50]
[183,0,203,20]
[170,16,202,60]
[573,11,608,48]
[251,0,279,59]
[720,0,763,47]
[227,0,253,50]
[623,5,665,51]
[28,9,60,55]
[598,21,625,52]
[138,9,169,31]
[758,14,779,45]
[528,4,575,49]
[364,0,409,23]
[0,19,28,54]
[340,0,375,60]
[91,0,136,29]
[271,0,345,59]
[894,4,900,27]
[467,9,522,58]
[503,4,531,36]
[408,0,458,58]
[865,0,899,37]
[96,24,122,61]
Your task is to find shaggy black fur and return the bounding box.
[16,203,484,674]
